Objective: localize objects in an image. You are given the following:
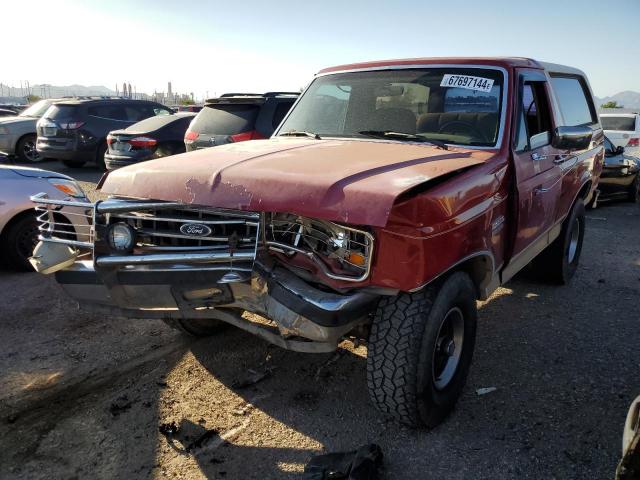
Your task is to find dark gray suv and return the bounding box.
[36,98,173,169]
[184,92,298,151]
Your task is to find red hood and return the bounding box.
[101,138,493,227]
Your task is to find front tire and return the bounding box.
[367,272,478,428]
[2,213,39,271]
[16,134,41,163]
[162,317,226,337]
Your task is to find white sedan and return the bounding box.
[0,163,89,270]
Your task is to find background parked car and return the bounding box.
[184,92,298,151]
[177,105,202,113]
[0,108,18,118]
[598,135,640,203]
[105,112,196,170]
[0,99,58,163]
[36,98,173,170]
[0,165,88,270]
[600,113,640,155]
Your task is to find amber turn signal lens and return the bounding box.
[348,252,366,266]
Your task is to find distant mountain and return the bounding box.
[31,84,117,98]
[595,91,640,109]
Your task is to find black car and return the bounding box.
[598,136,640,204]
[0,108,17,118]
[104,112,196,171]
[36,98,173,169]
[184,92,298,151]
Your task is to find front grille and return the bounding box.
[108,206,260,255]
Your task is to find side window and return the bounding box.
[124,105,147,122]
[515,81,552,151]
[550,75,596,126]
[272,101,294,129]
[88,105,127,121]
[153,106,171,116]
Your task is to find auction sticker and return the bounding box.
[440,74,494,93]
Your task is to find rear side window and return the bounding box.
[550,75,596,126]
[190,104,259,135]
[88,105,128,121]
[600,116,636,131]
[46,105,80,120]
[272,101,295,128]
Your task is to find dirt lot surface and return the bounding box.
[1,161,639,479]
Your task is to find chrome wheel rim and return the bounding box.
[567,218,580,264]
[23,139,40,162]
[432,307,465,390]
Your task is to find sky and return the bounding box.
[4,0,639,100]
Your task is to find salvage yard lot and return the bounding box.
[1,166,639,479]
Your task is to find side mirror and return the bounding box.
[616,145,625,155]
[551,126,593,151]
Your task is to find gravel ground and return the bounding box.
[1,160,638,479]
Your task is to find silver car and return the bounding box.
[0,100,58,163]
[0,165,89,270]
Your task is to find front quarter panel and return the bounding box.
[369,155,510,291]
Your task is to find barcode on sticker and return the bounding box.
[440,74,495,93]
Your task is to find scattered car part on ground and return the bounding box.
[0,99,60,163]
[601,112,640,156]
[36,98,174,170]
[597,135,640,203]
[104,112,196,170]
[0,165,88,270]
[184,92,298,151]
[304,444,383,480]
[31,57,604,428]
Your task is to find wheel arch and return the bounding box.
[410,251,497,301]
[0,208,35,242]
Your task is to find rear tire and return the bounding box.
[627,175,640,203]
[367,272,477,428]
[16,134,41,163]
[2,213,39,271]
[62,160,86,168]
[531,198,585,284]
[95,142,107,170]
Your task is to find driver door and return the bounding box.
[510,70,563,258]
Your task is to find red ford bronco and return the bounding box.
[32,58,603,428]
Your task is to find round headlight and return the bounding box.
[107,223,135,252]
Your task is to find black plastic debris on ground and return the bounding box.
[304,444,383,480]
[109,395,133,417]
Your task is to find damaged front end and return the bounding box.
[30,193,379,352]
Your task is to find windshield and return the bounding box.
[19,100,52,118]
[277,67,504,147]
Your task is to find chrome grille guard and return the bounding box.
[31,194,373,282]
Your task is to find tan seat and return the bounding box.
[416,112,498,142]
[367,108,417,134]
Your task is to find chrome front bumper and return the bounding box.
[31,194,379,351]
[55,260,377,352]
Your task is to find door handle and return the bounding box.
[534,186,551,195]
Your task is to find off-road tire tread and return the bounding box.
[367,288,436,426]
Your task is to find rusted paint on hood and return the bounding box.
[101,138,493,227]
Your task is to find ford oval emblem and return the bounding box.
[179,223,212,237]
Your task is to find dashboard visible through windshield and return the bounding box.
[277,67,505,147]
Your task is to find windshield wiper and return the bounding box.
[358,130,448,150]
[279,130,322,140]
